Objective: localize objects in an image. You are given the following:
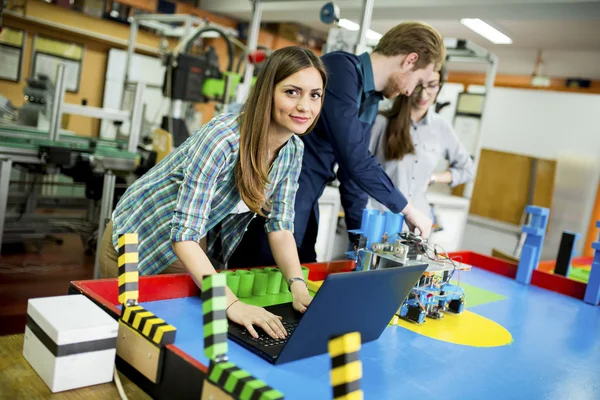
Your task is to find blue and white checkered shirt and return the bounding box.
[112,113,303,275]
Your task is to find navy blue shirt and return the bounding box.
[294,51,408,246]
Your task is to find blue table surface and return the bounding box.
[141,268,600,400]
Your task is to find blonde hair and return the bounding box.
[374,21,445,70]
[235,46,327,217]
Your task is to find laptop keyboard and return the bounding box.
[236,320,297,348]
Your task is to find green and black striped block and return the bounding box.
[202,274,228,360]
[207,360,284,400]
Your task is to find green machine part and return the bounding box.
[202,72,257,100]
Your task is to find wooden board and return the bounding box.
[470,149,533,225]
[469,149,556,225]
[491,248,520,264]
[116,321,162,384]
[0,334,150,399]
[532,158,556,211]
[201,380,234,400]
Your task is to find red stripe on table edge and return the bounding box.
[447,251,596,304]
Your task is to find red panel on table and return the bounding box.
[531,270,587,300]
[449,251,518,279]
[302,260,355,281]
[72,274,199,306]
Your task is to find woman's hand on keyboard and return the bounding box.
[226,301,287,340]
[291,282,312,313]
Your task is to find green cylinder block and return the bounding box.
[220,271,240,296]
[264,267,283,294]
[251,269,269,297]
[236,270,254,298]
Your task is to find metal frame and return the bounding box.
[444,38,498,198]
[47,62,145,152]
[48,63,67,142]
[93,171,116,279]
[0,158,13,251]
[355,0,375,55]
[60,104,130,122]
[235,0,263,104]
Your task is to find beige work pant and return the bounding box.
[98,220,187,278]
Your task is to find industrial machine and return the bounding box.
[0,62,145,262]
[16,74,55,130]
[121,14,266,147]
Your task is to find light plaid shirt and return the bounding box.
[112,113,303,275]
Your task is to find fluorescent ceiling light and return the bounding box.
[338,18,382,41]
[460,18,512,44]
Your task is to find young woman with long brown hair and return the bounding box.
[98,46,327,340]
[368,65,474,220]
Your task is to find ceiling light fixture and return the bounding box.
[338,18,383,41]
[460,18,512,44]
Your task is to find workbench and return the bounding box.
[66,256,600,400]
[0,123,139,275]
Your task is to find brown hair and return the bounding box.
[382,64,447,160]
[235,46,327,216]
[373,21,445,71]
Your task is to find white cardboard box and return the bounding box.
[22,294,119,392]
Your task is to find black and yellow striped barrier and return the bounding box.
[207,360,284,400]
[121,305,176,346]
[202,274,228,361]
[329,332,363,400]
[118,233,139,306]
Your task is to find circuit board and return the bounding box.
[352,232,471,324]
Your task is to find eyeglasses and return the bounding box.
[414,83,441,95]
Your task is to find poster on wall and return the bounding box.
[0,27,25,82]
[0,45,22,81]
[31,35,84,93]
[32,53,82,92]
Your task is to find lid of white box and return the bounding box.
[27,295,118,345]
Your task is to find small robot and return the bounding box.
[351,230,470,324]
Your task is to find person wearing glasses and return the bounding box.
[367,65,475,220]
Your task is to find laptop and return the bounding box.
[227,263,427,365]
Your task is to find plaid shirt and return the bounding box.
[112,113,304,275]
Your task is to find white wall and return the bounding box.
[480,87,600,160]
[475,87,600,258]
